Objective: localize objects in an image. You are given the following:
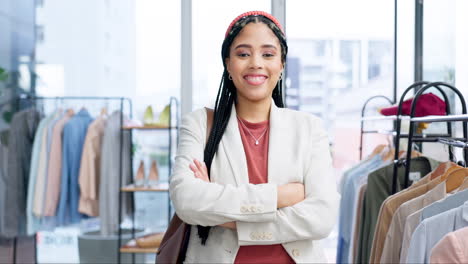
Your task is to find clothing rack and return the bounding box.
[4,95,133,264]
[360,95,394,160]
[359,92,457,160]
[392,81,468,194]
[17,95,133,117]
[438,138,468,149]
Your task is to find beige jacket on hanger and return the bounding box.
[170,102,339,263]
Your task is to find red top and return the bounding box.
[234,117,295,264]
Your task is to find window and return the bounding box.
[287,0,395,170]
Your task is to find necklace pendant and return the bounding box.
[255,140,259,145]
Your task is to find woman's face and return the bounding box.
[225,22,283,105]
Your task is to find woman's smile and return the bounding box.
[243,74,268,86]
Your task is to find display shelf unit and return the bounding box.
[120,246,159,254]
[117,97,179,264]
[121,183,169,193]
[122,125,177,130]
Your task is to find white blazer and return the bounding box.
[170,102,339,263]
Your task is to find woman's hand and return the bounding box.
[189,159,237,230]
[189,159,209,182]
[277,183,305,208]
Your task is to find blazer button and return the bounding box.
[241,206,248,213]
[292,249,300,257]
[259,232,265,240]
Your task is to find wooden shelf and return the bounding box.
[120,246,159,254]
[121,183,169,192]
[122,125,176,130]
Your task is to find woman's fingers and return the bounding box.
[194,159,204,172]
[189,163,198,173]
[201,161,208,175]
[190,159,210,182]
[194,159,209,176]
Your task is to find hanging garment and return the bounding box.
[99,111,131,236]
[26,113,56,234]
[42,110,74,217]
[0,235,36,264]
[56,109,94,226]
[0,130,9,235]
[370,162,456,263]
[380,180,448,263]
[356,156,440,263]
[429,226,468,263]
[32,111,62,217]
[406,201,468,263]
[1,109,41,237]
[336,154,387,263]
[351,183,367,262]
[421,188,468,221]
[400,179,468,263]
[78,116,107,217]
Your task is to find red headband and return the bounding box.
[225,11,284,38]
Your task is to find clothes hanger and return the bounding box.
[427,162,460,181]
[382,147,395,162]
[368,144,387,159]
[457,177,468,191]
[443,168,468,193]
[100,106,108,117]
[100,100,109,117]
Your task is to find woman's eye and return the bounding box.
[237,53,249,57]
[263,53,275,57]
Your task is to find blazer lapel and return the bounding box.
[221,104,249,186]
[267,101,284,184]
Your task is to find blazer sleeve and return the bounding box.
[236,117,340,245]
[170,110,278,226]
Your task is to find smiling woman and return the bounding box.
[226,23,284,112]
[168,11,339,263]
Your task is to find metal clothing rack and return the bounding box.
[393,82,468,193]
[438,138,468,149]
[360,95,394,160]
[359,90,456,161]
[6,95,132,264]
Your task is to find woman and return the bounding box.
[170,11,339,263]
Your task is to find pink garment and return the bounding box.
[78,116,106,217]
[234,117,295,264]
[430,226,468,263]
[33,111,61,216]
[42,111,74,216]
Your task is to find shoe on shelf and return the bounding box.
[136,232,165,248]
[143,105,154,126]
[148,160,159,187]
[135,160,146,187]
[155,104,170,127]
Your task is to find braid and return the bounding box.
[197,14,288,245]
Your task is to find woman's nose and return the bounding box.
[249,54,263,69]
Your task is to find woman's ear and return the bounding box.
[225,58,231,72]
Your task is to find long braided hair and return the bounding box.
[197,14,288,245]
